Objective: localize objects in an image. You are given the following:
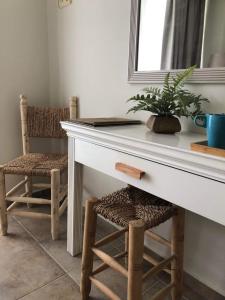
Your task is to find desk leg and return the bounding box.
[171,207,185,300]
[67,137,83,256]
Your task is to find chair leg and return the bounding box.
[81,198,98,300]
[25,176,32,208]
[0,166,7,235]
[127,220,145,300]
[51,169,60,240]
[171,207,185,300]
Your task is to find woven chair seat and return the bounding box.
[3,153,67,177]
[94,186,176,229]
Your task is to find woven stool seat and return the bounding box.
[3,153,67,177]
[94,186,176,229]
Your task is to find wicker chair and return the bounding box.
[81,186,185,300]
[0,95,78,240]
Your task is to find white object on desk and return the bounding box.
[61,123,225,256]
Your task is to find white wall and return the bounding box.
[0,0,49,166]
[46,0,225,295]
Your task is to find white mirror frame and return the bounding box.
[128,0,225,84]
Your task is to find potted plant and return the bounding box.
[128,66,209,134]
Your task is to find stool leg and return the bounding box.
[81,198,98,300]
[51,169,60,240]
[0,166,7,235]
[127,220,145,300]
[171,207,185,300]
[125,231,129,266]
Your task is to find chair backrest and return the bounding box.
[20,95,78,154]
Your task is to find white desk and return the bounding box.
[61,122,225,256]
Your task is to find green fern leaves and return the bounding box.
[127,66,209,117]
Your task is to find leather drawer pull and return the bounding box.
[115,163,145,180]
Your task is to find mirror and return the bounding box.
[128,0,225,83]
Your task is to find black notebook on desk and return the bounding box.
[70,118,142,127]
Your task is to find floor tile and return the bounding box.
[40,230,79,272]
[39,224,119,274]
[96,216,125,251]
[16,208,120,273]
[14,205,59,243]
[14,207,77,272]
[89,268,128,300]
[19,275,81,300]
[147,271,225,300]
[0,218,64,300]
[144,279,190,300]
[67,254,84,286]
[69,256,159,300]
[143,280,170,299]
[69,257,105,289]
[68,246,119,287]
[4,204,222,300]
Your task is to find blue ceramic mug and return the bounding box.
[194,114,225,149]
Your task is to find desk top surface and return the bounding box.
[61,122,225,182]
[78,124,205,149]
[63,122,206,149]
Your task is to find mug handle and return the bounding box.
[194,115,207,128]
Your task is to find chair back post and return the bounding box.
[70,96,78,120]
[20,95,30,155]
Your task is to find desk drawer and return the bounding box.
[75,139,225,226]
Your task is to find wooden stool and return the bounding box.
[81,186,185,300]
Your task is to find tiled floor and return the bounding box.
[0,206,222,300]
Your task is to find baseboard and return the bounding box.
[182,272,225,300]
